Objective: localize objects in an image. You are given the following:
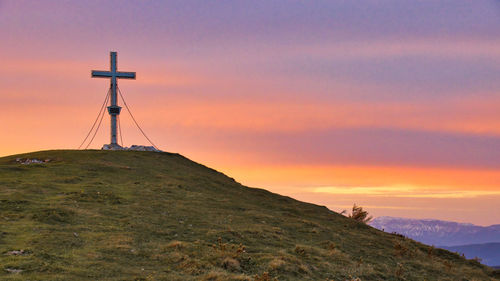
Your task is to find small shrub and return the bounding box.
[222,257,241,272]
[322,240,336,251]
[395,263,404,279]
[254,272,277,281]
[390,232,406,239]
[294,245,307,256]
[216,237,226,252]
[427,246,434,258]
[342,204,372,224]
[443,260,452,272]
[268,258,286,272]
[166,240,184,250]
[211,237,246,260]
[394,241,408,257]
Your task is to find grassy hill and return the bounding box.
[0,150,498,281]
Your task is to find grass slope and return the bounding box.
[0,150,498,281]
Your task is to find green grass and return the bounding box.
[0,150,498,280]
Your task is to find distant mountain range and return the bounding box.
[441,243,500,267]
[370,216,500,246]
[370,216,500,267]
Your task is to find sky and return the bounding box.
[1,0,499,225]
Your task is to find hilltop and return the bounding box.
[0,150,498,280]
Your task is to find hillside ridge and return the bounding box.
[0,150,498,280]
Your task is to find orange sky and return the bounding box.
[1,1,499,225]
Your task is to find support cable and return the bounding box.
[117,86,160,150]
[78,88,110,149]
[84,100,107,149]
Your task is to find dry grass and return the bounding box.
[0,150,497,280]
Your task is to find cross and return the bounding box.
[91,51,136,147]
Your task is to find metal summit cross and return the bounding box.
[91,51,136,148]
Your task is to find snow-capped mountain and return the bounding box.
[370,216,500,246]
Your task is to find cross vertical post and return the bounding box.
[91,51,136,148]
[110,52,118,146]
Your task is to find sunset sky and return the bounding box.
[1,0,499,225]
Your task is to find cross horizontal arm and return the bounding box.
[91,70,136,79]
[116,72,136,79]
[91,70,112,78]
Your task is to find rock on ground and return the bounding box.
[101,144,162,152]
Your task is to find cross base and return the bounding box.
[101,144,162,152]
[102,143,125,150]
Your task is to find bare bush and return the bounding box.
[341,204,373,224]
